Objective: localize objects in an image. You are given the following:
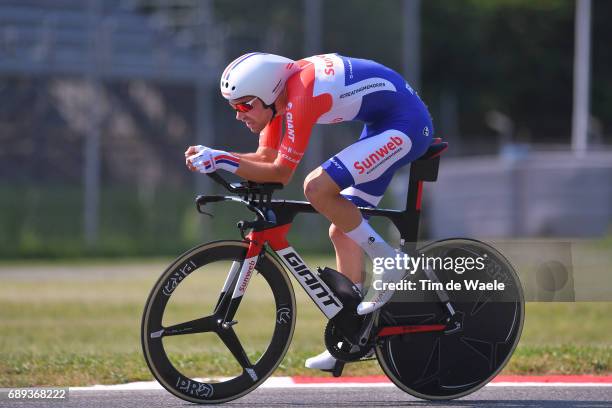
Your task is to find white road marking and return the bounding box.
[69,377,612,391]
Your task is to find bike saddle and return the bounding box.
[420,137,448,160]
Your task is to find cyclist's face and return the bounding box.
[230,96,272,133]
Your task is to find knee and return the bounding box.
[303,171,326,203]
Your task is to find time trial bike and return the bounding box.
[141,138,525,403]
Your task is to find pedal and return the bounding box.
[331,360,345,377]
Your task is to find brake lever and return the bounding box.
[196,202,214,218]
[196,195,225,217]
[199,208,214,218]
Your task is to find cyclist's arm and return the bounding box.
[234,158,293,185]
[232,146,277,163]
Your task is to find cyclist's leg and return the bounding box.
[328,180,390,289]
[305,125,430,369]
[305,128,372,371]
[304,121,373,234]
[303,167,362,232]
[329,223,365,288]
[320,126,432,314]
[304,172,366,370]
[306,223,367,371]
[326,124,375,290]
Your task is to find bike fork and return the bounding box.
[213,261,241,314]
[214,240,264,326]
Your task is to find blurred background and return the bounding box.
[1,0,611,387]
[0,0,611,256]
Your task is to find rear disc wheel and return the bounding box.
[376,238,525,400]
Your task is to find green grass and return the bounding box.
[0,257,610,387]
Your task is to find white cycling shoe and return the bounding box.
[304,350,337,370]
[305,347,376,371]
[357,263,406,315]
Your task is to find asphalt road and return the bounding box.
[2,386,611,408]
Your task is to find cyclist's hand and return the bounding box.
[187,147,216,173]
[185,145,208,171]
[185,145,206,158]
[187,147,240,174]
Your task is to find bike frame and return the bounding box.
[200,139,452,335]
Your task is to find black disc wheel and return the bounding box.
[376,238,525,400]
[141,240,296,404]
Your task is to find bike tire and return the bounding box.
[141,240,296,404]
[375,238,525,400]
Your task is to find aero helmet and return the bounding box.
[220,53,299,106]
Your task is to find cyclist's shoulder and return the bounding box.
[286,59,315,86]
[285,59,316,101]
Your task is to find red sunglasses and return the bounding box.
[231,97,258,113]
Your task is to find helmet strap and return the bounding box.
[264,102,277,121]
[262,101,276,123]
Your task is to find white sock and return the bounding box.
[345,219,396,261]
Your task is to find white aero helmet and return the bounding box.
[220,53,299,106]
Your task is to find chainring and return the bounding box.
[324,320,372,362]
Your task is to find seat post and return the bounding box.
[397,155,442,253]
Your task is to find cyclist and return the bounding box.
[185,52,434,370]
